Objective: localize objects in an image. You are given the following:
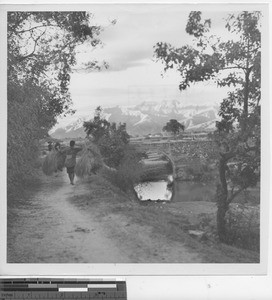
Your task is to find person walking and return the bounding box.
[62,140,82,185]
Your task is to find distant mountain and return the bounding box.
[50,100,220,139]
[51,117,87,139]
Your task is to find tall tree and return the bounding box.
[154,11,261,242]
[8,12,107,191]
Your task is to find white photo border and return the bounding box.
[0,0,271,298]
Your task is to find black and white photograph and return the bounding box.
[1,2,270,275]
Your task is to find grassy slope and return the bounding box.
[69,174,259,264]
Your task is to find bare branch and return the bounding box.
[15,24,58,34]
[222,66,246,71]
[17,28,47,61]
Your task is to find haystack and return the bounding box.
[75,143,104,178]
[56,151,66,171]
[42,150,58,176]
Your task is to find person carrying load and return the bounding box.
[61,140,83,185]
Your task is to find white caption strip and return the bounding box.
[58,288,88,292]
[87,284,117,288]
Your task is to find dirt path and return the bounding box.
[7,171,204,263]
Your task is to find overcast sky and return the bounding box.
[56,4,251,126]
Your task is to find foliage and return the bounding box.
[83,107,111,142]
[8,12,104,119]
[98,127,129,168]
[83,107,130,168]
[154,11,261,242]
[83,107,145,194]
[8,12,106,193]
[8,83,40,189]
[103,145,145,193]
[185,161,215,182]
[225,204,260,251]
[163,119,185,136]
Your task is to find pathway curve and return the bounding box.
[7,172,132,263]
[7,171,203,263]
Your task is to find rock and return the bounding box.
[75,227,90,233]
[188,230,205,240]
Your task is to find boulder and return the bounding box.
[188,230,206,240]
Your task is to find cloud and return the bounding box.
[106,60,148,72]
[80,6,238,75]
[69,6,246,112]
[77,5,193,73]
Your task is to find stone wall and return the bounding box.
[134,140,218,179]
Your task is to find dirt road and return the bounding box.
[7,171,203,263]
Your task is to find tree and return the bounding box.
[8,12,107,124]
[83,106,111,143]
[163,119,185,136]
[83,107,146,192]
[97,123,130,168]
[83,107,130,168]
[154,11,261,242]
[7,12,107,192]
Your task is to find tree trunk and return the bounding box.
[242,67,252,132]
[216,155,229,242]
[244,69,250,119]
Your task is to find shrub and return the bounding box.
[83,107,130,168]
[7,83,44,194]
[102,145,144,193]
[224,204,260,251]
[98,130,128,168]
[185,161,215,182]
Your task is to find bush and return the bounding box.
[102,145,144,193]
[98,131,128,168]
[185,161,215,182]
[84,107,146,193]
[224,204,260,251]
[7,84,43,194]
[84,107,130,168]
